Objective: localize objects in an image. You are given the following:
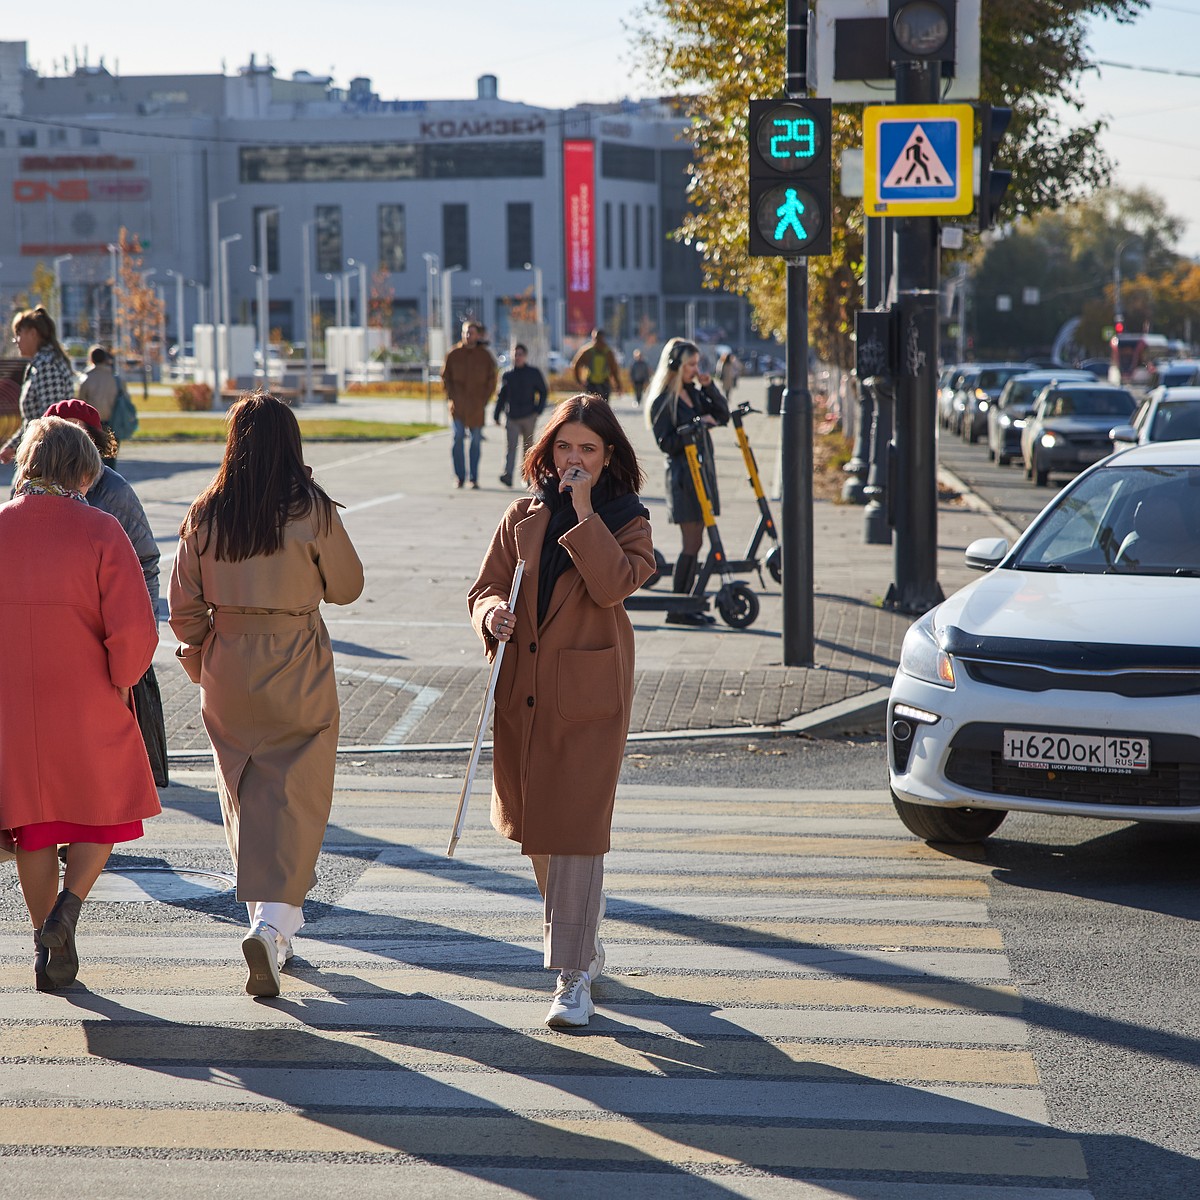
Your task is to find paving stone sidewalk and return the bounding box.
[90,376,1001,752]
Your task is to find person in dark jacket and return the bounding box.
[494,344,549,486]
[647,338,730,625]
[45,399,168,787]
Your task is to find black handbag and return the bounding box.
[131,664,169,788]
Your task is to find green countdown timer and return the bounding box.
[754,102,824,171]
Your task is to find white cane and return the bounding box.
[447,559,525,857]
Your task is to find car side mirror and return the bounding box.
[964,537,1009,571]
[1109,424,1138,446]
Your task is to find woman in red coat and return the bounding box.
[468,395,655,1028]
[0,418,160,991]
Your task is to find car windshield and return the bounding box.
[978,367,1024,391]
[1013,465,1200,575]
[1149,401,1200,441]
[1042,389,1135,418]
[1158,367,1198,387]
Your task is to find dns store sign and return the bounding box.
[14,178,151,202]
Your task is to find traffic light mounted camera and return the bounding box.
[747,98,832,258]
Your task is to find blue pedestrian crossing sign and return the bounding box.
[863,104,974,217]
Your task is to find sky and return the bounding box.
[14,1,1200,253]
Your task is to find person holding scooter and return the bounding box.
[647,338,730,625]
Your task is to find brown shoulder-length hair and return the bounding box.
[12,306,69,366]
[523,393,644,496]
[180,392,335,561]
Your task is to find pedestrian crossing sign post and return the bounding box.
[863,104,974,217]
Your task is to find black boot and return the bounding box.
[33,928,54,992]
[40,889,83,989]
[672,552,697,594]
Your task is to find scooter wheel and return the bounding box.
[764,545,782,585]
[642,548,670,590]
[716,581,760,629]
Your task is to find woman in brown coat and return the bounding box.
[468,394,655,1028]
[168,394,364,997]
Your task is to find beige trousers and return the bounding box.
[529,853,605,972]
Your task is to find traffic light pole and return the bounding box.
[781,0,814,666]
[886,60,945,616]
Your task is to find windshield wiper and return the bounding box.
[1017,562,1069,572]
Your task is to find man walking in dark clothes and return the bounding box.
[494,344,549,486]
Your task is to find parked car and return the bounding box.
[987,369,1094,466]
[953,363,1031,441]
[888,441,1200,844]
[1020,382,1137,487]
[1110,386,1200,448]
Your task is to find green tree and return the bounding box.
[632,0,1148,358]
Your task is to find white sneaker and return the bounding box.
[545,970,594,1028]
[242,923,282,997]
[588,892,607,980]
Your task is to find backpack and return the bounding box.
[109,376,139,441]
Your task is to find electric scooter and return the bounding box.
[626,417,760,628]
[644,401,781,589]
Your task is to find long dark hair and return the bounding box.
[524,394,644,496]
[181,392,335,561]
[12,306,69,366]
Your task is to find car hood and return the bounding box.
[933,569,1198,650]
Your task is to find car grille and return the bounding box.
[945,723,1200,808]
[961,660,1200,698]
[1061,430,1115,451]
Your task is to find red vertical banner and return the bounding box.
[563,139,595,337]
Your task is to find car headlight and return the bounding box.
[997,413,1010,426]
[978,399,990,412]
[1040,431,1060,448]
[898,611,955,688]
[1013,418,1026,429]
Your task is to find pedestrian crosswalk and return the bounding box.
[0,771,1094,1198]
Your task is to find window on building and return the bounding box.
[600,143,656,182]
[378,204,406,272]
[604,203,613,271]
[253,206,281,274]
[80,129,99,147]
[315,205,342,274]
[648,205,657,269]
[48,127,68,146]
[506,202,532,271]
[18,130,36,148]
[634,207,642,270]
[619,203,628,271]
[443,203,468,271]
[240,141,544,184]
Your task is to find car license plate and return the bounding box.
[1003,729,1150,774]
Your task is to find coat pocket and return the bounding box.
[557,647,621,722]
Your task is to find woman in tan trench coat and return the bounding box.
[469,394,655,1029]
[169,394,364,997]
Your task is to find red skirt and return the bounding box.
[9,821,144,853]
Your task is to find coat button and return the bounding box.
[526,695,535,707]
[529,642,537,653]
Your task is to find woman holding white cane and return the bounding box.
[469,395,655,1028]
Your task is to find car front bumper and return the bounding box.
[888,671,1200,823]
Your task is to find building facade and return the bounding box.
[0,44,750,357]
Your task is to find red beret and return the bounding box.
[45,399,102,432]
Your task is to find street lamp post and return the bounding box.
[52,254,73,338]
[301,220,315,403]
[209,194,235,400]
[107,241,123,355]
[1113,235,1142,331]
[441,265,462,354]
[523,261,544,327]
[257,206,281,383]
[422,252,439,362]
[219,233,242,395]
[166,269,186,378]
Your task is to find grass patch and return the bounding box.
[131,419,440,442]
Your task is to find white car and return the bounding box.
[888,440,1200,843]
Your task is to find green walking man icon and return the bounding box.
[774,187,808,241]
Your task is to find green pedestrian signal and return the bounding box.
[748,98,831,257]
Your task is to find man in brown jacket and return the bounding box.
[442,321,498,488]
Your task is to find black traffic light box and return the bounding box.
[748,97,832,258]
[977,104,1013,232]
[888,0,956,66]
